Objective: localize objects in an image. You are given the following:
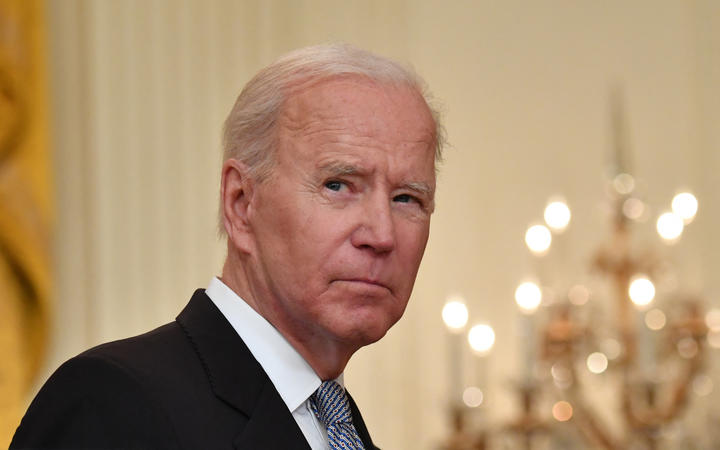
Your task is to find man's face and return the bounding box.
[245,77,436,350]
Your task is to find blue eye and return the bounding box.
[393,194,414,203]
[325,181,343,191]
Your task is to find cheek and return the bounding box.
[298,210,360,256]
[277,215,353,289]
[397,224,430,279]
[256,192,317,257]
[399,221,431,261]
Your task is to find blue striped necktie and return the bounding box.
[311,381,366,450]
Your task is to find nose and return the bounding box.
[350,193,396,254]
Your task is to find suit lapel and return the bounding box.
[176,290,310,450]
[232,380,311,450]
[347,391,379,450]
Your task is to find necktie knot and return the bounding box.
[311,381,365,449]
[313,381,352,426]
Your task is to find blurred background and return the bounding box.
[1,0,718,448]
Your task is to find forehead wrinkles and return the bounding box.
[278,103,359,142]
[277,111,435,163]
[278,79,435,147]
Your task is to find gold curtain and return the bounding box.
[0,0,52,446]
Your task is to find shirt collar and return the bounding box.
[205,277,342,411]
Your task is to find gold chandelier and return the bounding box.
[439,94,716,450]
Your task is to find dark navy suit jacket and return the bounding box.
[11,290,378,449]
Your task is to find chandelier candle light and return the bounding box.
[516,280,542,384]
[443,296,469,405]
[441,294,496,450]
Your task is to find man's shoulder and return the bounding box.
[11,322,192,449]
[10,292,240,449]
[74,288,224,379]
[79,320,190,373]
[43,322,195,407]
[44,317,209,408]
[36,291,225,413]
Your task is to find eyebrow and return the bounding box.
[403,181,433,197]
[318,161,364,177]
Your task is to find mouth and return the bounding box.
[333,278,392,294]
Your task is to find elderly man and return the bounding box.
[12,44,443,450]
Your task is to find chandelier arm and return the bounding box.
[659,354,703,422]
[563,365,621,450]
[621,372,646,431]
[571,397,621,450]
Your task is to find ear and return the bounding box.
[221,159,256,254]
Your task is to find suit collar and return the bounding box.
[176,290,311,450]
[348,391,379,450]
[205,277,322,412]
[176,289,378,450]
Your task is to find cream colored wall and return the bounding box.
[43,1,719,448]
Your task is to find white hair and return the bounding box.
[219,43,445,234]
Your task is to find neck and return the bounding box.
[220,252,356,381]
[281,331,353,381]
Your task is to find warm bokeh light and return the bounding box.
[656,211,684,241]
[586,352,609,374]
[677,337,698,359]
[515,282,542,313]
[568,284,590,306]
[544,200,571,231]
[672,192,698,223]
[613,173,635,195]
[552,401,573,422]
[551,364,572,389]
[462,386,484,408]
[601,338,622,360]
[693,374,713,397]
[525,224,552,254]
[708,330,720,349]
[629,276,655,307]
[645,308,667,330]
[622,197,645,220]
[468,324,495,353]
[705,308,720,332]
[442,298,469,332]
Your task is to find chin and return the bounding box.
[339,310,402,347]
[341,328,386,349]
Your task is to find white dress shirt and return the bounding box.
[205,277,334,450]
